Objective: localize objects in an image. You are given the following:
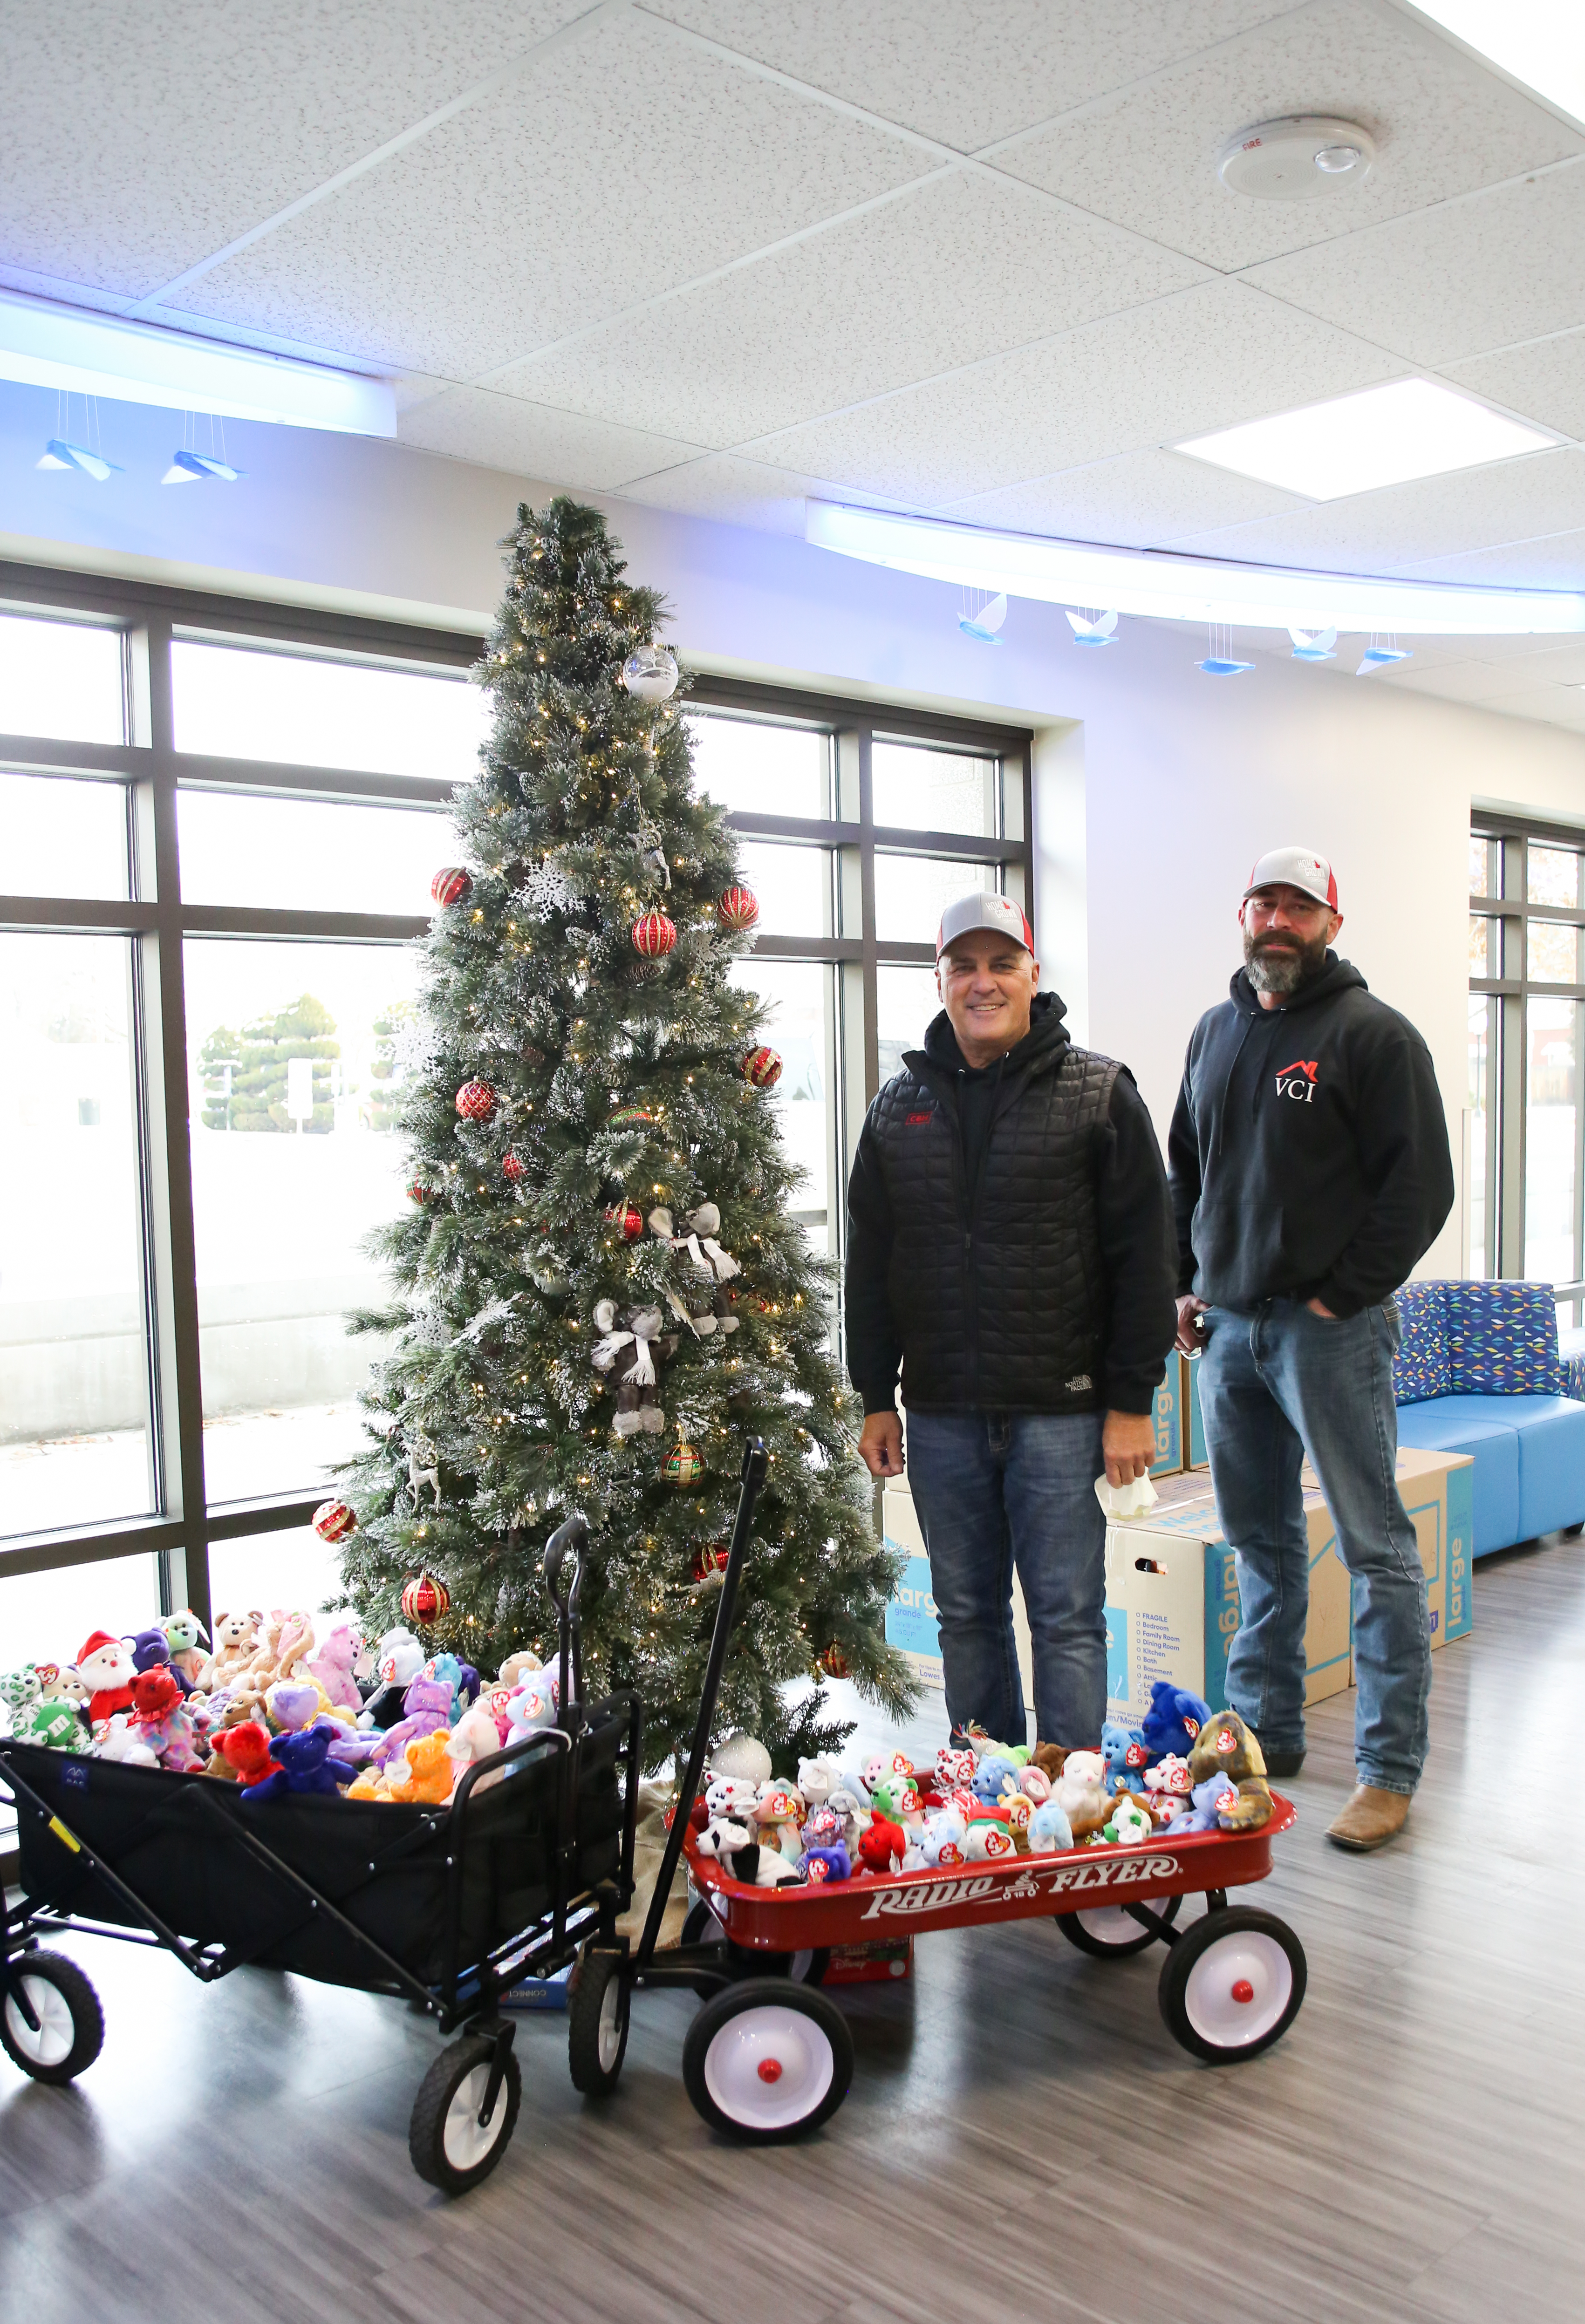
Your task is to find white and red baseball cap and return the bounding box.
[1243,846,1339,911]
[936,890,1034,959]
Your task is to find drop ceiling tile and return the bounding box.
[615,452,909,536]
[0,0,585,300]
[939,444,1304,544]
[1377,660,1582,703]
[644,0,1288,152]
[994,0,1579,272]
[166,8,926,377]
[1394,531,1585,587]
[1166,449,1585,574]
[1446,329,1585,441]
[397,385,704,490]
[754,277,1400,505]
[491,170,1205,449]
[1244,162,1585,368]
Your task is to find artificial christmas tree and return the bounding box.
[338,497,911,1770]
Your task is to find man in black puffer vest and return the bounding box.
[846,892,1178,1750]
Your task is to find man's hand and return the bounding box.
[1305,1296,1336,1318]
[1175,1293,1209,1355]
[858,1411,904,1478]
[1103,1409,1157,1488]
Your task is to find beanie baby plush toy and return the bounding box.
[1186,1709,1273,1832]
[1141,1681,1211,1763]
[240,1720,361,1804]
[76,1631,139,1725]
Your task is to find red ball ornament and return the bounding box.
[742,1046,783,1090]
[820,1643,850,1680]
[401,1573,451,1626]
[407,1182,432,1205]
[717,886,760,933]
[503,1154,527,1184]
[632,909,676,959]
[691,1542,730,1583]
[313,1499,357,1544]
[430,867,472,907]
[608,1104,656,1131]
[455,1079,497,1122]
[603,1202,644,1241]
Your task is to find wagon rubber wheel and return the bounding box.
[409,2033,521,2195]
[682,1897,829,1987]
[682,1977,852,2142]
[1057,1893,1181,1958]
[1157,1905,1306,2062]
[1,1951,104,2085]
[568,1946,630,2097]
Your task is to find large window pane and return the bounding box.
[735,841,829,937]
[1470,833,1498,899]
[872,743,997,837]
[1524,997,1579,1284]
[1,771,127,900]
[0,613,123,744]
[0,934,152,1536]
[207,1522,357,1625]
[1468,995,1493,1279]
[1528,846,1581,908]
[184,938,421,1503]
[177,791,448,915]
[172,641,486,781]
[0,1553,160,1689]
[1527,920,1582,984]
[729,959,831,1252]
[876,963,941,1084]
[873,854,995,945]
[691,715,827,818]
[1468,915,1490,979]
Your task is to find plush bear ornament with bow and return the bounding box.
[591,1300,677,1436]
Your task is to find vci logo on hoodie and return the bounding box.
[1275,1058,1319,1104]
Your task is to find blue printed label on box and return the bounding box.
[1105,1604,1129,1705]
[885,1552,940,1660]
[1150,1370,1182,1478]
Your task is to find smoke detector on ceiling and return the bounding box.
[1217,116,1375,200]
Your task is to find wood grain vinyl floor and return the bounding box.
[4,1534,1582,2324]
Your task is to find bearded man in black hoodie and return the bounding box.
[846,891,1179,1752]
[1170,847,1454,1854]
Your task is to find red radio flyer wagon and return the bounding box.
[564,1442,1307,2143]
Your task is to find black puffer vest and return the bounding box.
[868,1014,1120,1414]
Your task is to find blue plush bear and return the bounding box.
[1100,1718,1151,1795]
[1170,1771,1239,1835]
[240,1720,360,1806]
[1140,1681,1211,1764]
[970,1753,1019,1805]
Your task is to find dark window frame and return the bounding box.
[0,563,1033,1617]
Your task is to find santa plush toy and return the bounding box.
[77,1630,138,1724]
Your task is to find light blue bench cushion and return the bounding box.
[1395,1397,1518,1557]
[1504,1395,1585,1540]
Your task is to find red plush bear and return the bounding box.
[858,1814,906,1876]
[208,1720,280,1787]
[130,1667,182,1722]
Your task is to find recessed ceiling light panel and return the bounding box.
[1175,378,1558,500]
[1218,116,1376,199]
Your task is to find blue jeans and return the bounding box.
[903,1409,1107,1750]
[1197,1298,1431,1794]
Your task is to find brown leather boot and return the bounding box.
[1326,1784,1411,1852]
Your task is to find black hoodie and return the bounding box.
[845,991,1178,1417]
[1168,954,1453,1318]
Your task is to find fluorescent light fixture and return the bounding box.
[804,501,1585,636]
[36,437,120,480]
[0,292,395,436]
[1175,379,1556,501]
[1409,3,1585,129]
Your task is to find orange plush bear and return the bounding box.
[385,1728,455,1805]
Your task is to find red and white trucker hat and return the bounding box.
[1243,846,1339,911]
[936,890,1034,959]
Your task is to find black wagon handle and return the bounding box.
[634,1436,768,1972]
[544,1513,588,1724]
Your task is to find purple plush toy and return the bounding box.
[127,1624,196,1697]
[1171,1772,1240,1835]
[239,1720,360,1804]
[369,1674,453,1768]
[797,1841,851,1885]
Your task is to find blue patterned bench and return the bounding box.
[1393,1280,1585,1555]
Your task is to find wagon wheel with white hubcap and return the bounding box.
[1057,1894,1181,1958]
[408,2033,522,2195]
[682,1978,852,2142]
[568,1946,630,2096]
[1157,1905,1306,2062]
[1,1951,104,2085]
[681,1897,829,1987]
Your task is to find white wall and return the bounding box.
[9,379,1585,1277]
